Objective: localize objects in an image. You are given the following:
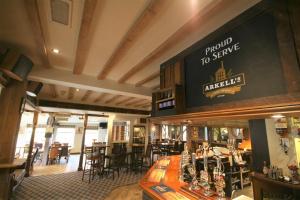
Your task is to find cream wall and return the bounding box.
[71,126,83,153]
[265,118,298,175]
[57,113,148,154]
[106,114,148,154]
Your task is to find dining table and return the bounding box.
[0,158,27,169]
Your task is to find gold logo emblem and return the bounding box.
[203,61,245,98]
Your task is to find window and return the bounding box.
[162,125,169,139]
[112,121,130,142]
[15,112,34,158]
[55,127,75,147]
[182,126,187,141]
[85,129,99,146]
[33,128,46,150]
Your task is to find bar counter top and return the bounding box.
[139,155,220,200]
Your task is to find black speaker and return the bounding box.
[0,48,33,81]
[26,81,43,97]
[99,122,108,129]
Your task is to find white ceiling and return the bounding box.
[0,0,261,113]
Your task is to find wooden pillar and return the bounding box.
[78,114,88,171]
[0,80,26,199]
[25,111,38,177]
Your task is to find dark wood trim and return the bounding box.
[252,172,300,199]
[38,100,150,115]
[78,114,88,171]
[25,111,38,177]
[150,97,300,123]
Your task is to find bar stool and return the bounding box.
[82,146,101,183]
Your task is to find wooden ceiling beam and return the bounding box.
[97,0,165,80]
[73,0,98,74]
[135,71,160,87]
[118,0,228,83]
[125,99,144,107]
[68,87,75,100]
[48,84,57,98]
[151,84,160,91]
[134,101,151,107]
[142,104,151,108]
[25,0,51,68]
[115,97,135,105]
[81,90,92,101]
[104,95,122,104]
[94,93,107,103]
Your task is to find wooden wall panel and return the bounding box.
[288,0,300,70]
[0,80,26,199]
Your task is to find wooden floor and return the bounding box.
[104,183,143,200]
[32,154,79,176]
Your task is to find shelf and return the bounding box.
[242,181,251,186]
[232,179,241,184]
[242,170,250,173]
[156,97,175,103]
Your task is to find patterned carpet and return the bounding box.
[11,171,144,200]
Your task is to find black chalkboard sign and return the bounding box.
[184,12,286,108]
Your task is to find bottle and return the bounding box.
[263,161,269,177]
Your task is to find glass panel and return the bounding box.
[112,121,130,142]
[55,127,75,147]
[15,112,34,158]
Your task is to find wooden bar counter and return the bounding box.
[140,155,220,200]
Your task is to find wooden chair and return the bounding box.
[48,146,60,165]
[59,145,70,163]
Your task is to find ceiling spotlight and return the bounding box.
[52,48,60,54]
[271,114,285,119]
[76,88,80,92]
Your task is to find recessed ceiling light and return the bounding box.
[52,48,60,54]
[76,88,80,92]
[271,114,285,119]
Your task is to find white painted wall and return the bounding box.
[71,126,83,153]
[266,118,298,175]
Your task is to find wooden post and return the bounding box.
[25,111,38,177]
[78,114,88,171]
[0,80,26,199]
